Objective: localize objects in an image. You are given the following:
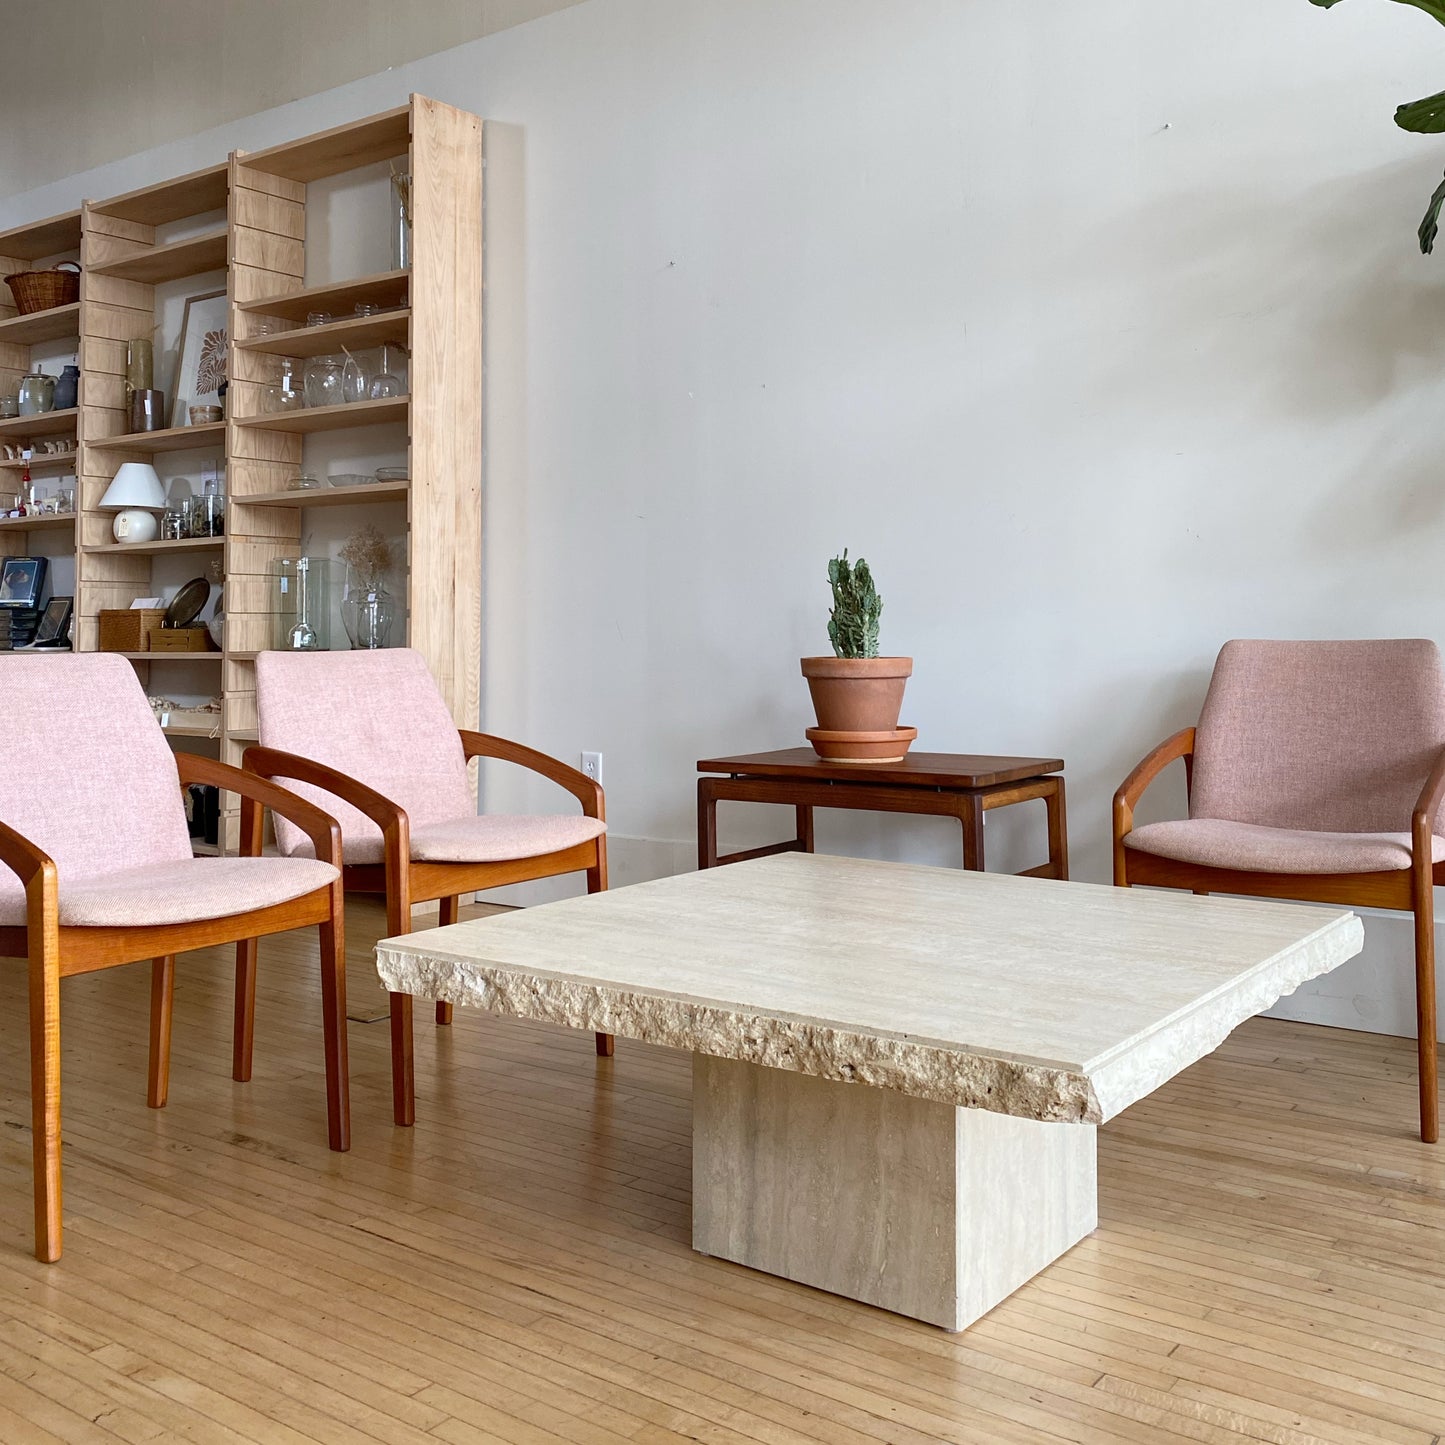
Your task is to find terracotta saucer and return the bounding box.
[805,725,918,764]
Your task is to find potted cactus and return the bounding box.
[800,551,916,762]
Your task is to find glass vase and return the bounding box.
[303,355,344,409]
[341,573,395,649]
[390,171,412,270]
[273,557,332,651]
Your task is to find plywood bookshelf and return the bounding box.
[0,210,82,591]
[0,97,483,854]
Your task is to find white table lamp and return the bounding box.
[99,462,166,543]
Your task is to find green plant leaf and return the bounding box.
[1419,170,1445,252]
[1309,0,1445,22]
[1396,88,1445,132]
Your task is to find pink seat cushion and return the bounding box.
[0,857,338,928]
[1191,640,1445,833]
[1125,819,1445,875]
[257,649,473,860]
[411,813,606,864]
[0,654,194,902]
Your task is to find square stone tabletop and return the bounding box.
[375,852,1362,1125]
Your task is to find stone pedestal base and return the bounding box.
[692,1055,1097,1330]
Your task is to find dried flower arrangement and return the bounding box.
[339,524,395,589]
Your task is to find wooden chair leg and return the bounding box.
[436,894,459,1026]
[318,908,350,1152]
[233,936,257,1083]
[588,847,614,1056]
[29,943,62,1263]
[391,991,415,1127]
[148,956,175,1109]
[1413,868,1439,1144]
[387,867,417,1127]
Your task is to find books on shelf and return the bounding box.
[0,607,42,650]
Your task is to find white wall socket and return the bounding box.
[581,751,603,785]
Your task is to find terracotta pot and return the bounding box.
[800,656,914,761]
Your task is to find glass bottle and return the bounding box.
[368,343,405,400]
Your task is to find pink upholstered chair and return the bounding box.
[0,655,349,1262]
[245,649,609,1128]
[1114,639,1445,1142]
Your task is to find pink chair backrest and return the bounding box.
[1191,640,1445,834]
[256,649,472,857]
[0,654,192,890]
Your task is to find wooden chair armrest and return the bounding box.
[0,818,58,949]
[0,817,54,891]
[179,752,342,867]
[241,747,408,837]
[1113,727,1196,841]
[1411,745,1445,860]
[460,731,605,820]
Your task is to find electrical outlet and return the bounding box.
[581,751,603,786]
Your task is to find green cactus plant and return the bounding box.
[826,551,882,659]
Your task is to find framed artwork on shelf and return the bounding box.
[0,555,47,609]
[31,595,73,647]
[171,289,228,427]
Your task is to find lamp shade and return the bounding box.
[99,462,165,510]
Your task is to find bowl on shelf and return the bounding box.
[374,467,408,483]
[327,473,375,488]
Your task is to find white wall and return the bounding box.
[0,0,583,195]
[4,0,1444,1038]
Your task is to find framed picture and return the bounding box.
[171,289,228,427]
[0,556,47,609]
[32,595,72,646]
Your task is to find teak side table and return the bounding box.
[696,749,1068,878]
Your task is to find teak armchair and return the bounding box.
[1114,639,1445,1143]
[0,656,349,1262]
[245,650,610,1128]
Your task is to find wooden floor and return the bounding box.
[0,898,1443,1444]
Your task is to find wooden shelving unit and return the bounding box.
[0,408,79,441]
[83,537,223,556]
[87,228,229,285]
[0,302,81,347]
[232,307,409,360]
[5,96,481,853]
[87,421,226,454]
[0,211,82,581]
[232,396,409,434]
[234,270,408,325]
[241,480,408,508]
[0,514,76,533]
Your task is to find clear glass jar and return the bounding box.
[263,357,305,412]
[274,556,333,651]
[341,568,395,649]
[390,171,412,270]
[303,355,344,409]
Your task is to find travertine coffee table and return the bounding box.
[375,854,1362,1331]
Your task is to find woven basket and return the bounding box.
[5,262,80,315]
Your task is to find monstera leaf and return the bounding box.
[1397,88,1445,133]
[1309,0,1445,251]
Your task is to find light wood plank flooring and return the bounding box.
[0,898,1442,1444]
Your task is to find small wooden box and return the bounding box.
[99,608,166,652]
[149,627,213,653]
